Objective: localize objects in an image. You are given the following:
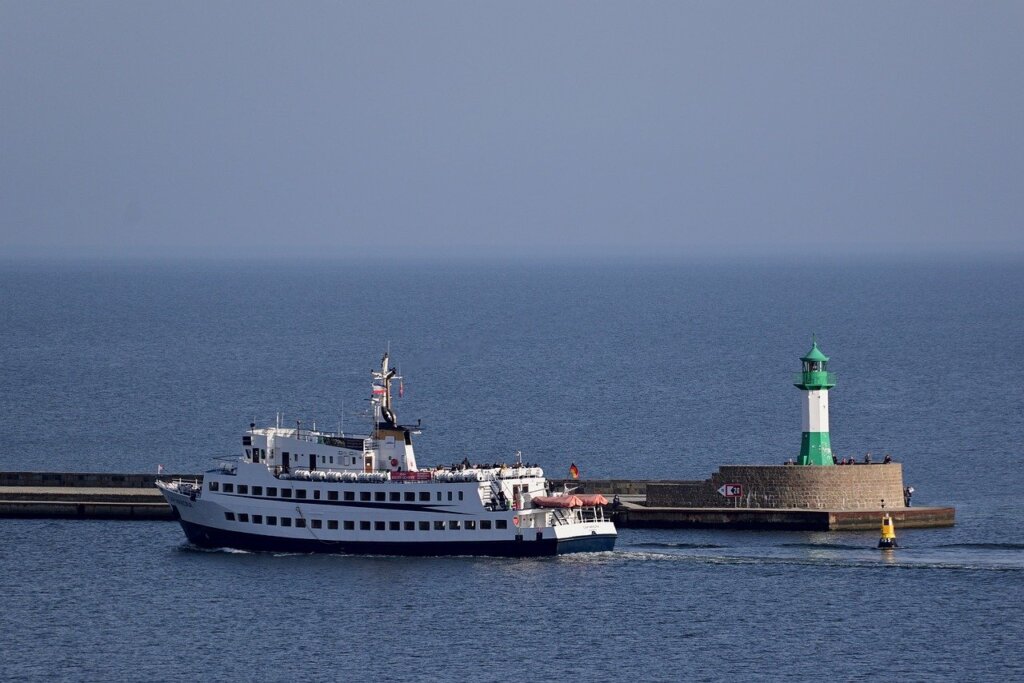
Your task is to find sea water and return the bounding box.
[1,258,1022,681]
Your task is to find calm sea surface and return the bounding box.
[1,258,1022,681]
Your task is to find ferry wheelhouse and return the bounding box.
[157,353,616,557]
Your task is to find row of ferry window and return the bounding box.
[223,512,508,531]
[210,481,464,502]
[245,449,361,467]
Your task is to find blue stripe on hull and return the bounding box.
[179,520,615,557]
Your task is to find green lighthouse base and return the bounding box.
[798,432,833,466]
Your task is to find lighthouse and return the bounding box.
[793,338,836,466]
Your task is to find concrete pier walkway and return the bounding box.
[0,473,955,529]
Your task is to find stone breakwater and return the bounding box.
[645,463,908,510]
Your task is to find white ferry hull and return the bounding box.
[160,483,616,558]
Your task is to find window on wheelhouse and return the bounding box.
[223,483,234,493]
[209,481,219,492]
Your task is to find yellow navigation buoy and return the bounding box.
[878,513,897,549]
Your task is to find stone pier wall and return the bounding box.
[646,464,906,510]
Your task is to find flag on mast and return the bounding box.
[569,463,579,479]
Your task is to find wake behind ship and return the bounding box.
[157,353,616,556]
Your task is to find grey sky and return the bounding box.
[2,2,1022,259]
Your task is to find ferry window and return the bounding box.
[360,521,370,530]
[343,491,354,501]
[253,515,263,524]
[389,521,400,531]
[253,486,263,496]
[466,520,476,530]
[356,491,369,502]
[329,456,334,464]
[237,485,248,495]
[419,492,430,502]
[433,521,445,530]
[321,455,326,464]
[404,521,415,531]
[329,520,340,530]
[239,513,249,523]
[447,492,452,501]
[261,449,266,460]
[342,520,353,530]
[481,520,492,530]
[327,491,338,501]
[404,492,415,502]
[209,481,219,491]
[224,512,235,521]
[296,490,307,499]
[313,490,320,500]
[223,483,234,493]
[267,487,277,497]
[448,520,461,530]
[496,520,508,529]
[374,492,385,502]
[296,519,306,528]
[458,492,463,501]
[245,448,251,459]
[281,518,292,527]
[436,492,441,501]
[419,521,430,531]
[311,519,322,529]
[281,489,292,499]
[374,521,385,531]
[267,516,277,526]
[389,492,400,502]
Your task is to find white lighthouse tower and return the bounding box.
[793,338,836,466]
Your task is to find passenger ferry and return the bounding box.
[157,353,616,556]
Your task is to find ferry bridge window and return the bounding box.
[252,515,263,524]
[237,485,248,495]
[281,518,292,527]
[342,521,353,530]
[389,521,400,531]
[239,514,249,523]
[481,520,492,530]
[343,491,354,501]
[222,483,234,493]
[448,520,461,530]
[296,490,307,499]
[374,492,386,502]
[327,491,338,501]
[267,487,277,497]
[419,521,430,531]
[433,521,445,530]
[359,492,370,502]
[209,482,219,492]
[311,519,322,529]
[267,516,277,526]
[359,521,370,530]
[374,521,385,531]
[253,486,263,496]
[496,520,508,529]
[281,489,292,499]
[224,512,235,521]
[419,492,430,502]
[389,492,400,502]
[404,492,415,502]
[404,521,415,530]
